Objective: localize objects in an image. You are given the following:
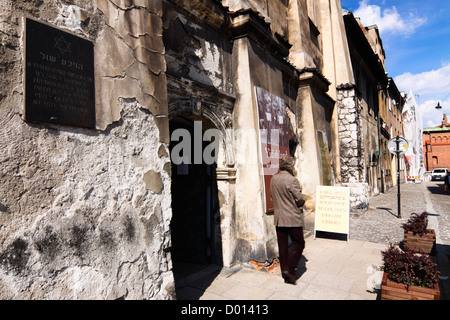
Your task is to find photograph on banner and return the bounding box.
[255,86,292,213]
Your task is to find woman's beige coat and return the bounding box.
[270,170,305,227]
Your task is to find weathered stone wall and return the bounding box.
[337,87,372,211]
[164,0,233,97]
[338,87,362,184]
[0,0,387,299]
[163,0,238,267]
[0,0,174,299]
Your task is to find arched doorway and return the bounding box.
[169,115,222,279]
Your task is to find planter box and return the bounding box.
[404,229,436,255]
[381,272,440,300]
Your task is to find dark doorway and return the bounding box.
[169,116,222,281]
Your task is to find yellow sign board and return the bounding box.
[314,186,350,241]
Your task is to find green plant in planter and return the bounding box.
[381,243,440,289]
[401,212,429,236]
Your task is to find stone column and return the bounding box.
[232,37,274,263]
[337,86,370,211]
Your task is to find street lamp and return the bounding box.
[436,101,443,110]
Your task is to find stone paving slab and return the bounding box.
[175,181,449,300]
[176,236,385,300]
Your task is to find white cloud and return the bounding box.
[395,63,450,98]
[354,0,426,36]
[395,64,450,127]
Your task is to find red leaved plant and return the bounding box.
[401,212,429,236]
[381,243,440,289]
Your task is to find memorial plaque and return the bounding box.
[24,18,95,128]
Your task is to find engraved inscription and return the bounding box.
[24,19,95,128]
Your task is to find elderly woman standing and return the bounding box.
[270,155,306,285]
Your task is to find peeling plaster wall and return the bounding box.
[163,1,240,267]
[163,0,233,97]
[222,0,288,38]
[95,0,168,131]
[0,0,173,299]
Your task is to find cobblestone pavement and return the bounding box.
[349,180,448,246]
[349,180,450,300]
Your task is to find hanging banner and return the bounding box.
[255,87,292,213]
[314,186,350,241]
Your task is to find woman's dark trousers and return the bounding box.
[276,226,305,278]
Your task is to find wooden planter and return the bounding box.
[381,272,440,300]
[404,229,436,255]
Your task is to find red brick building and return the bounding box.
[423,114,450,171]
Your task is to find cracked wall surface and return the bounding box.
[95,0,168,131]
[0,0,365,299]
[0,0,174,299]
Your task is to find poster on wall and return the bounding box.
[316,130,333,186]
[314,186,350,242]
[255,86,292,213]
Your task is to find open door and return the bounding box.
[169,116,222,268]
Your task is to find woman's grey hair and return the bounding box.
[279,155,295,171]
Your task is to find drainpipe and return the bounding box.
[377,111,384,193]
[428,131,432,171]
[377,83,384,193]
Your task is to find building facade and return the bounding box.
[423,114,450,171]
[0,0,359,299]
[338,12,387,209]
[382,78,405,189]
[0,0,415,299]
[339,12,407,202]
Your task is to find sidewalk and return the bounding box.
[175,237,385,300]
[175,181,450,300]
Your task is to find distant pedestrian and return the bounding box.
[445,173,450,194]
[270,155,306,285]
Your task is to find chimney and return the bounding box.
[442,114,448,127]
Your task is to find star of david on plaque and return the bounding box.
[54,35,71,55]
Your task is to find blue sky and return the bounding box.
[340,0,450,128]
